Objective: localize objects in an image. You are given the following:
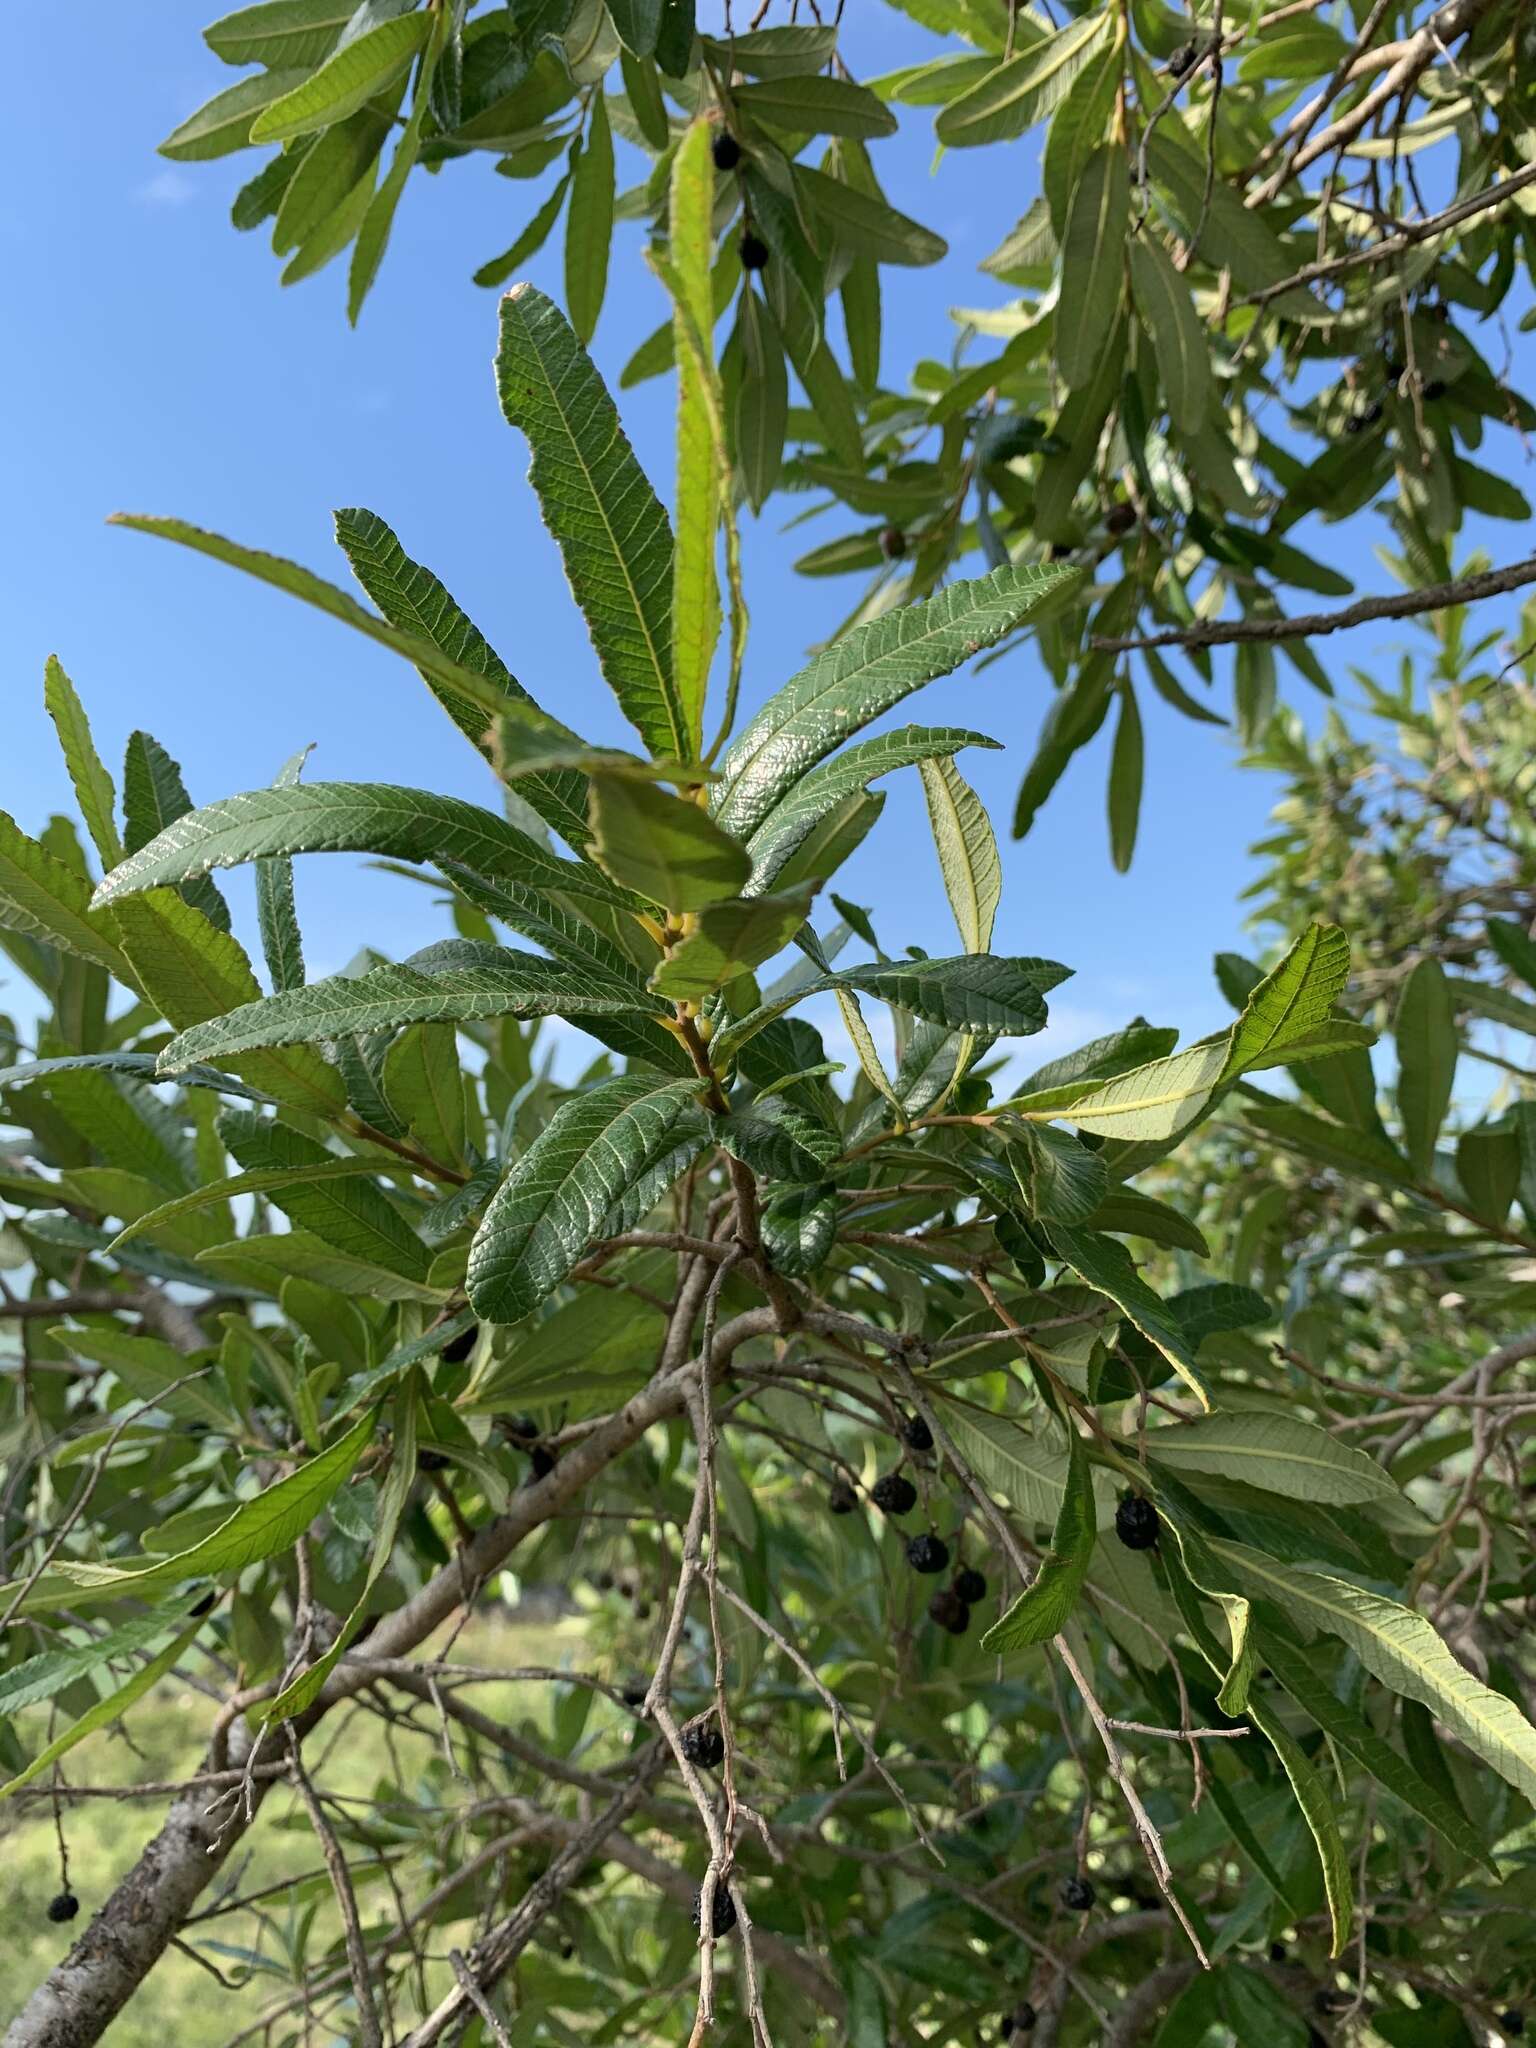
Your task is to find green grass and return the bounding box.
[1,1614,600,2044]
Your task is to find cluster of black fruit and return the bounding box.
[595,1572,653,1624]
[829,1415,995,1635]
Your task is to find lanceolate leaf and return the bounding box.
[1046,1224,1210,1408]
[249,12,433,141]
[748,727,999,897]
[565,90,614,343]
[1146,1412,1398,1505]
[467,1076,707,1322]
[0,1599,203,1717]
[982,1427,1095,1651]
[667,120,721,752]
[108,1156,430,1253]
[588,773,750,910]
[255,747,309,994]
[0,811,135,981]
[204,1,353,70]
[715,563,1079,840]
[333,507,591,845]
[1213,1543,1536,1806]
[1223,923,1352,1078]
[92,783,636,915]
[0,1616,208,1798]
[1056,147,1128,389]
[220,1110,433,1279]
[1129,233,1213,434]
[23,1411,375,1608]
[1244,1695,1354,1957]
[649,889,812,1002]
[496,285,684,760]
[1395,955,1456,1176]
[157,951,662,1073]
[122,730,232,934]
[936,15,1107,147]
[44,656,122,869]
[919,753,1000,953]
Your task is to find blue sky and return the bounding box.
[3,5,1524,1077]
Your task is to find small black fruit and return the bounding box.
[680,1722,726,1769]
[828,1478,858,1514]
[1169,40,1197,75]
[592,1568,615,1592]
[739,230,769,271]
[1060,1876,1095,1912]
[189,1589,218,1618]
[634,1599,652,1620]
[900,1411,932,1450]
[529,1444,556,1480]
[1314,1988,1353,2015]
[1047,542,1073,560]
[1114,1495,1159,1551]
[1423,377,1446,399]
[1362,399,1384,424]
[711,130,742,172]
[1345,412,1365,434]
[879,525,908,561]
[504,1414,539,1442]
[1011,2003,1037,2034]
[928,1587,970,1635]
[621,1680,646,1708]
[871,1472,917,1516]
[418,1449,450,1473]
[1498,2013,1524,2038]
[1269,1940,1288,1963]
[953,1565,987,1605]
[691,1882,737,1937]
[1104,502,1137,535]
[441,1323,477,1365]
[46,1892,79,1924]
[906,1532,950,1575]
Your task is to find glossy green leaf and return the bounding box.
[715,563,1079,840]
[1056,146,1128,389]
[497,285,684,760]
[250,13,432,142]
[982,1427,1095,1650]
[588,772,749,910]
[467,1076,706,1322]
[919,753,1000,953]
[1395,956,1457,1175]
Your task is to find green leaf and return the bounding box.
[1042,43,1119,234]
[348,58,434,322]
[1213,1541,1536,1807]
[981,1427,1095,1651]
[1224,923,1353,1079]
[272,109,391,257]
[1002,1120,1107,1224]
[382,1022,468,1166]
[255,748,309,995]
[700,25,836,78]
[1146,129,1318,316]
[157,950,659,1073]
[794,164,946,268]
[749,727,999,897]
[1045,1224,1209,1408]
[588,773,749,911]
[1395,956,1457,1176]
[836,954,1058,1036]
[122,731,232,934]
[44,657,122,870]
[159,69,310,161]
[0,1050,271,1102]
[205,0,353,68]
[566,92,614,343]
[92,782,634,916]
[109,514,539,739]
[734,75,897,139]
[650,889,812,1002]
[1128,233,1213,434]
[0,811,134,981]
[1147,1413,1397,1504]
[609,0,663,56]
[936,16,1108,147]
[16,1412,375,1610]
[497,284,684,760]
[668,119,720,752]
[222,1110,433,1279]
[467,1076,707,1322]
[0,1600,203,1717]
[1044,1038,1230,1141]
[108,889,344,1116]
[1488,916,1536,994]
[1056,146,1128,389]
[198,1228,445,1301]
[332,508,591,846]
[1244,1696,1355,1958]
[734,285,789,514]
[250,13,432,142]
[0,1615,207,1798]
[760,1182,838,1276]
[716,1102,835,1185]
[1106,681,1143,874]
[919,754,1000,953]
[1261,1634,1493,1871]
[108,1155,427,1253]
[472,172,571,289]
[715,563,1079,840]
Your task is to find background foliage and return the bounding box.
[4,5,1536,2048]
